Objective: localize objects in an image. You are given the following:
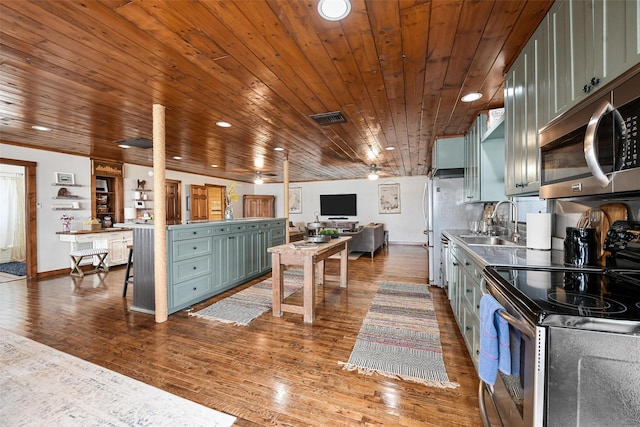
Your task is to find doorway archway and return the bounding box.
[0,158,37,279]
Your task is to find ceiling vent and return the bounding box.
[310,111,347,126]
[118,138,153,149]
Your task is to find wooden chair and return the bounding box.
[69,248,109,277]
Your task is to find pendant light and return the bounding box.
[368,164,379,180]
[254,171,264,185]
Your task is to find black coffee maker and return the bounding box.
[564,227,598,266]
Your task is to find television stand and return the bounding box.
[325,220,359,232]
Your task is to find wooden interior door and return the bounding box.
[206,185,224,220]
[189,184,208,221]
[165,180,181,225]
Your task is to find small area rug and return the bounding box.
[0,328,236,427]
[0,261,26,276]
[340,281,459,388]
[190,269,304,326]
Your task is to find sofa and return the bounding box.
[342,223,385,258]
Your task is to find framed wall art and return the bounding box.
[289,187,302,214]
[55,172,75,185]
[378,183,400,214]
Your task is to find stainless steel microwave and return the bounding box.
[539,68,640,199]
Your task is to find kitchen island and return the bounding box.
[119,218,286,314]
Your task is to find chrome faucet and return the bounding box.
[491,200,520,243]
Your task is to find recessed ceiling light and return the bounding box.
[385,146,395,151]
[216,121,232,128]
[31,125,51,131]
[173,156,182,160]
[318,0,351,21]
[118,144,131,149]
[461,92,483,102]
[274,147,284,151]
[211,164,219,168]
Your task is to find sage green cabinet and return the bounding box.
[464,114,505,202]
[447,240,484,370]
[549,0,640,119]
[166,218,286,314]
[504,19,547,196]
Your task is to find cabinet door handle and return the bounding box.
[466,289,472,293]
[193,231,197,234]
[193,246,197,250]
[193,287,197,291]
[193,266,197,270]
[465,326,472,331]
[583,84,592,93]
[229,236,235,239]
[591,76,600,86]
[452,262,458,266]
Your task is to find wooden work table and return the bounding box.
[268,236,351,323]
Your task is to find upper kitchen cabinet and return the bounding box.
[464,114,505,203]
[504,18,548,196]
[549,0,640,119]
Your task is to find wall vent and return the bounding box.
[309,111,347,126]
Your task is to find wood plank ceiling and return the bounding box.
[0,0,553,183]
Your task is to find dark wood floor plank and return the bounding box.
[1,245,482,426]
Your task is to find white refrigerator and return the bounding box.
[424,177,479,287]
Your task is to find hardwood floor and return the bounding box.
[0,245,482,426]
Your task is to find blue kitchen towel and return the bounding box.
[478,294,511,385]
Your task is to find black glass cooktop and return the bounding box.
[485,266,640,326]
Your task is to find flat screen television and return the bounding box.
[320,193,357,216]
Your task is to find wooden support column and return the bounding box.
[284,153,290,243]
[153,104,168,323]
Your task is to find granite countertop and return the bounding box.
[442,229,566,268]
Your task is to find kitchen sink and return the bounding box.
[459,235,520,246]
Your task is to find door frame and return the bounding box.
[0,158,37,279]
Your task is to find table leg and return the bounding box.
[303,255,316,323]
[272,253,283,317]
[339,243,348,288]
[317,259,325,285]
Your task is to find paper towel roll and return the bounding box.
[526,213,551,250]
[124,207,137,222]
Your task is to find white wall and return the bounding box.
[1,144,92,272]
[254,176,431,244]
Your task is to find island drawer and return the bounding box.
[171,275,213,308]
[172,255,212,283]
[172,226,213,241]
[172,236,213,261]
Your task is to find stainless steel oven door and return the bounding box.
[480,271,546,427]
[546,326,640,426]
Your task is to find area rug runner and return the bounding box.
[0,328,236,427]
[340,281,459,388]
[190,269,304,326]
[0,261,26,276]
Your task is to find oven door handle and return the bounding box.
[498,310,534,339]
[584,100,626,188]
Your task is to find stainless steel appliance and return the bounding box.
[424,177,474,286]
[479,220,640,427]
[539,67,640,199]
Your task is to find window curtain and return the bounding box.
[0,174,26,262]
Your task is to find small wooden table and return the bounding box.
[268,236,351,323]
